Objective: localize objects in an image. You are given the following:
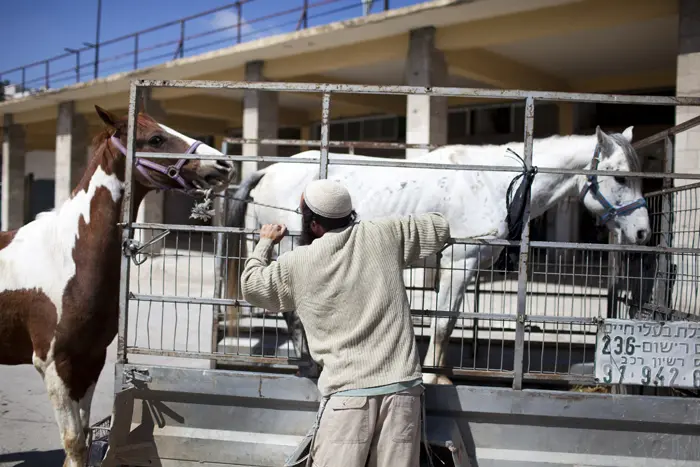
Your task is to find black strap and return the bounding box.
[505,148,538,242]
[494,148,538,272]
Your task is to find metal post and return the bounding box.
[384,0,389,11]
[654,137,674,311]
[236,2,242,43]
[303,0,309,28]
[179,21,186,58]
[44,61,49,89]
[319,92,331,179]
[76,52,80,83]
[512,96,535,391]
[21,68,25,91]
[94,0,102,80]
[116,82,141,368]
[134,34,139,69]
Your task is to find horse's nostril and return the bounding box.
[636,229,648,242]
[216,160,230,168]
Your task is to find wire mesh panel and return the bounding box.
[116,79,700,392]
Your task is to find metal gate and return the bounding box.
[103,80,700,467]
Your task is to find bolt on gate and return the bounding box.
[101,79,700,467]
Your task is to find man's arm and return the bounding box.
[390,213,451,267]
[241,226,295,313]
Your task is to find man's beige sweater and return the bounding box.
[241,213,451,396]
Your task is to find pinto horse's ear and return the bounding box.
[95,106,120,130]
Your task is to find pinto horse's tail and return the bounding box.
[223,170,266,338]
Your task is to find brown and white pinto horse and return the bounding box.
[0,106,235,466]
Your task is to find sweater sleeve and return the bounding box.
[391,213,451,267]
[241,238,295,312]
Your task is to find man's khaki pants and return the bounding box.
[309,385,423,467]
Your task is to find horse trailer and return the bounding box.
[97,80,700,467]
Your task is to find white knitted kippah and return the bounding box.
[303,179,353,219]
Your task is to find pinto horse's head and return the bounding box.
[95,105,235,193]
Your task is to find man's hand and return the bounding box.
[260,224,288,244]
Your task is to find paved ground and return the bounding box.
[0,340,117,467]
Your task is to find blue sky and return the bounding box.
[0,0,423,90]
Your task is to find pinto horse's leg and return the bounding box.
[422,253,480,385]
[78,351,105,438]
[43,361,86,467]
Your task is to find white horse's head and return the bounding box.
[577,126,650,245]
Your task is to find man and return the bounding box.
[241,179,451,467]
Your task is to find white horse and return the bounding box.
[226,126,650,385]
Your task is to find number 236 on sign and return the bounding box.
[594,319,700,389]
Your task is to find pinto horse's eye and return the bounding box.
[148,135,165,147]
[614,176,626,185]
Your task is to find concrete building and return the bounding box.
[0,0,696,246]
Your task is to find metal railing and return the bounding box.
[117,79,700,392]
[0,0,393,98]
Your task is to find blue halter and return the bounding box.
[578,145,647,225]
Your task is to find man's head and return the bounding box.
[299,179,357,245]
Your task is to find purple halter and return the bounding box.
[110,135,203,191]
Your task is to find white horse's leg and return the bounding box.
[43,361,86,467]
[422,256,476,385]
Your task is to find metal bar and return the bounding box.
[128,222,700,254]
[222,136,437,151]
[319,92,331,179]
[131,293,242,307]
[236,2,242,43]
[75,51,80,83]
[653,136,675,312]
[117,83,140,365]
[133,79,700,106]
[134,34,139,69]
[94,0,102,79]
[512,96,535,391]
[179,21,186,58]
[44,61,49,88]
[136,151,700,180]
[303,0,309,28]
[645,181,700,197]
[21,68,25,91]
[127,347,309,366]
[632,114,700,150]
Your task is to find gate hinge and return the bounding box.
[123,229,170,266]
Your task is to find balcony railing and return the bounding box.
[0,0,392,99]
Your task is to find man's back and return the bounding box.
[243,212,450,396]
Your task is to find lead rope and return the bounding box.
[283,396,329,467]
[421,386,439,467]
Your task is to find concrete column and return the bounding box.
[672,0,700,315]
[242,60,279,179]
[2,114,26,231]
[404,27,448,160]
[136,89,167,249]
[55,101,88,207]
